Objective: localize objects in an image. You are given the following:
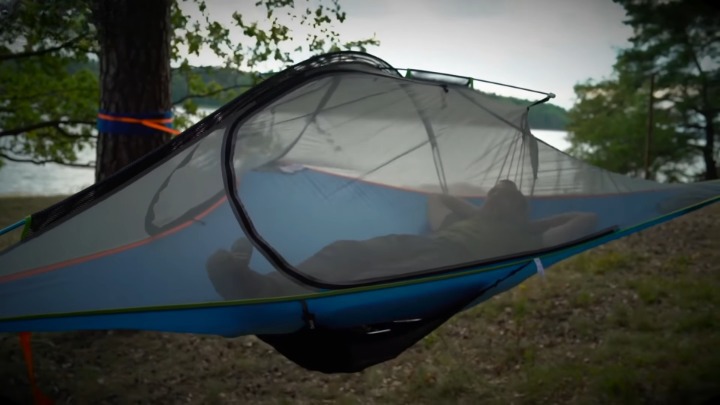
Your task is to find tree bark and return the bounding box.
[702,111,718,180]
[92,0,172,182]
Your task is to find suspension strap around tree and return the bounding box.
[97,110,181,136]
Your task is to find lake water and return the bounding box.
[0,129,571,197]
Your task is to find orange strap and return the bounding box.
[97,113,181,136]
[19,332,54,405]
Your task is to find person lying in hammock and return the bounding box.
[206,180,598,299]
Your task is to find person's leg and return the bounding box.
[297,234,454,283]
[207,233,465,298]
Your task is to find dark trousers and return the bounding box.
[297,234,466,283]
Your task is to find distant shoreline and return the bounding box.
[0,129,570,197]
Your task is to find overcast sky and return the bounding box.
[189,0,634,110]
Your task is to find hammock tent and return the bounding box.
[1,52,719,373]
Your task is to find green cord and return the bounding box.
[20,215,32,241]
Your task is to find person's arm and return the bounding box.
[533,212,598,246]
[434,194,481,219]
[528,213,585,233]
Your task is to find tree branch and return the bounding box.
[681,29,707,79]
[0,120,95,137]
[680,122,706,130]
[54,124,97,139]
[172,83,251,105]
[7,87,96,102]
[687,105,720,116]
[0,153,95,168]
[681,29,715,116]
[0,35,88,62]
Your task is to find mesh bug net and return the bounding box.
[0,52,718,346]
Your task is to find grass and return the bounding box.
[1,196,719,404]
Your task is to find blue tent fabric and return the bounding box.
[0,168,702,323]
[1,51,719,372]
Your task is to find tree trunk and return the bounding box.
[702,111,718,180]
[92,0,172,182]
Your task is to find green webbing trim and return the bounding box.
[1,194,719,324]
[20,216,32,241]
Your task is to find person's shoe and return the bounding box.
[206,238,260,300]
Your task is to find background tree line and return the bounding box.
[0,0,378,181]
[566,0,719,181]
[67,59,571,125]
[1,0,716,184]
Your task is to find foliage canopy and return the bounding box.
[567,0,719,181]
[0,0,378,169]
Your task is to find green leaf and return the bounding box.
[568,0,720,180]
[1,0,380,171]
